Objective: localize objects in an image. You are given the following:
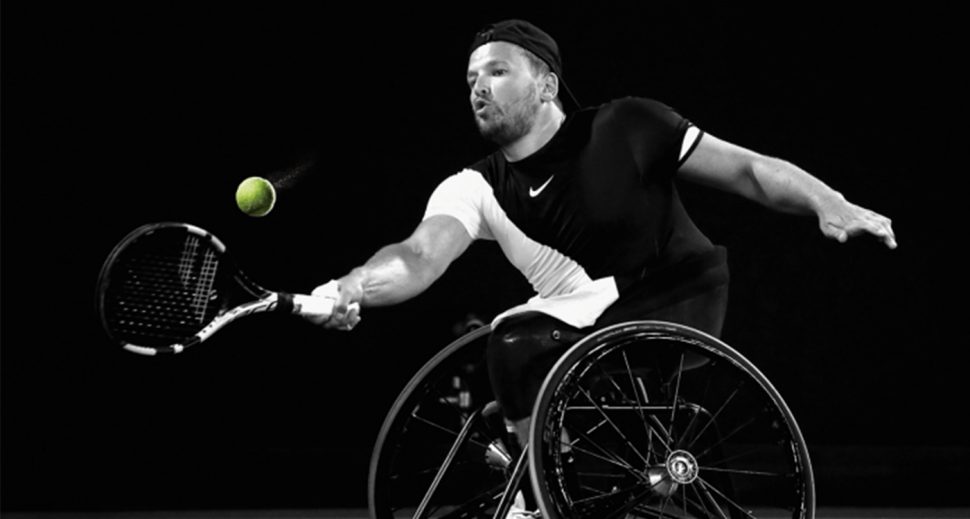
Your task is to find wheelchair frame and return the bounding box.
[369,321,814,519]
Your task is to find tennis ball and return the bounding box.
[235,176,276,217]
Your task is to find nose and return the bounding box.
[472,76,490,99]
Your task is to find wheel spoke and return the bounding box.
[429,384,470,421]
[625,505,685,519]
[569,479,663,517]
[700,443,780,470]
[701,465,794,478]
[577,471,628,480]
[567,409,671,463]
[583,417,610,437]
[695,475,758,519]
[686,386,740,452]
[577,386,649,466]
[428,382,501,444]
[644,414,674,454]
[687,483,724,519]
[389,459,480,481]
[621,350,662,466]
[569,480,644,506]
[434,482,505,519]
[668,353,686,428]
[410,411,492,450]
[674,363,715,449]
[691,414,758,460]
[569,428,647,480]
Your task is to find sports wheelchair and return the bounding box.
[368,320,814,519]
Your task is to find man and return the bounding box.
[308,18,895,515]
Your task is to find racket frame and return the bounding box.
[97,222,327,356]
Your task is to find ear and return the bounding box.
[540,73,560,102]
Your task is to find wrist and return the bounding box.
[810,188,845,216]
[339,268,368,302]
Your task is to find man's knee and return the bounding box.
[485,312,585,421]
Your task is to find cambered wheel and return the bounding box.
[369,326,515,519]
[529,321,814,519]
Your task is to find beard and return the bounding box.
[474,84,540,147]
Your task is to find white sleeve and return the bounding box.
[422,168,495,241]
[679,125,703,163]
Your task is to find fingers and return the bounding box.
[307,279,363,331]
[338,303,362,331]
[824,223,849,243]
[874,213,897,249]
[875,221,897,249]
[853,210,896,249]
[823,208,897,249]
[327,295,361,331]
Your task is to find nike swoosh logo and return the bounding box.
[529,175,555,197]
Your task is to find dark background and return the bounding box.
[2,3,962,513]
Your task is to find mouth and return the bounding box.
[473,99,490,114]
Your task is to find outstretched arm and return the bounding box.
[678,133,897,249]
[308,214,473,329]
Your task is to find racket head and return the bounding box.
[97,222,270,355]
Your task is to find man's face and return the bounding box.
[467,42,541,146]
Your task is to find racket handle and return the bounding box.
[284,293,360,320]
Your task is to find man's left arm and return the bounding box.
[677,132,897,249]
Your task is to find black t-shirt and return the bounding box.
[424,97,728,327]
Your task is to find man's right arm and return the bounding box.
[311,214,473,329]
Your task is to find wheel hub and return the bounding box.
[665,450,699,485]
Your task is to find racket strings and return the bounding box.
[106,236,223,344]
[187,237,219,323]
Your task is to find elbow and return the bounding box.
[738,154,779,200]
[744,155,803,209]
[748,154,789,180]
[402,239,450,285]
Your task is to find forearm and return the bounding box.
[340,241,444,307]
[744,156,844,216]
[322,215,472,312]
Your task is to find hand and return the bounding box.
[307,277,363,331]
[817,196,897,249]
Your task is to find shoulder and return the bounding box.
[597,96,685,125]
[433,167,489,191]
[465,152,506,186]
[605,96,672,111]
[424,167,496,242]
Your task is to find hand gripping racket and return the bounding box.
[97,222,354,355]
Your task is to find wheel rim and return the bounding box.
[530,321,814,519]
[369,326,512,519]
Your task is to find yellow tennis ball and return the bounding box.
[235,176,276,217]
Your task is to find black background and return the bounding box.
[2,3,962,513]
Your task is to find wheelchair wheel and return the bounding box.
[369,325,513,519]
[529,321,814,519]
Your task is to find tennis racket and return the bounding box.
[97,221,354,355]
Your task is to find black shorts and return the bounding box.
[485,284,729,421]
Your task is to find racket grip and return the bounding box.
[287,293,360,320]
